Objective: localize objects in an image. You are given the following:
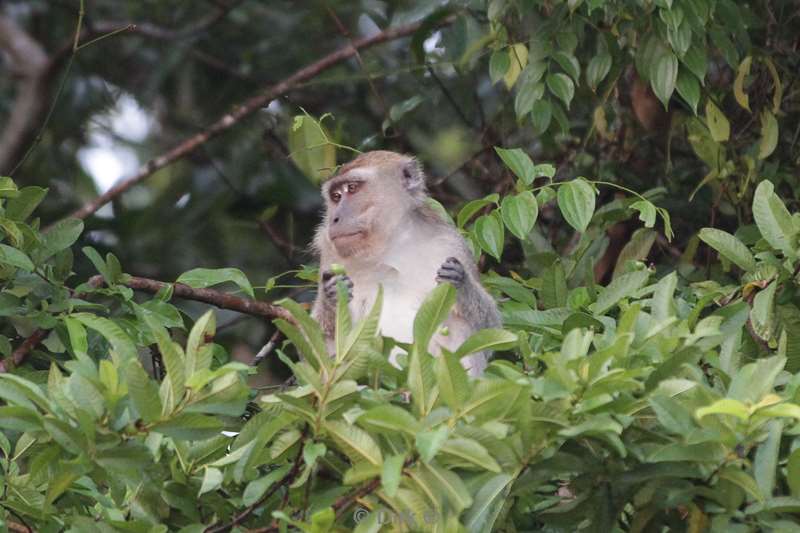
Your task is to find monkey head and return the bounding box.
[318,151,427,260]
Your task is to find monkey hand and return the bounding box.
[436,257,465,288]
[322,270,353,305]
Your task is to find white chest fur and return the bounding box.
[347,228,455,344]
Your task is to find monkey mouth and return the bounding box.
[330,230,366,242]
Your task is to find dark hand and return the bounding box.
[322,270,353,304]
[436,257,465,288]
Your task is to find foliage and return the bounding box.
[1,0,800,531]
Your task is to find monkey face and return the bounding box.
[319,151,427,259]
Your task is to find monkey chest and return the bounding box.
[351,271,437,344]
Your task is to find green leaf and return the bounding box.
[126,359,162,423]
[552,51,580,82]
[474,213,504,260]
[718,466,764,502]
[72,313,138,364]
[5,186,47,221]
[243,465,291,506]
[176,267,254,298]
[494,147,535,185]
[416,426,449,463]
[457,194,499,228]
[696,398,749,420]
[586,53,612,92]
[0,244,34,271]
[288,115,336,184]
[185,310,216,377]
[788,448,800,497]
[325,420,383,466]
[198,467,223,496]
[734,56,752,111]
[0,177,18,198]
[630,200,657,227]
[546,73,575,109]
[651,48,678,108]
[531,99,552,133]
[381,454,406,498]
[435,349,470,410]
[591,270,650,314]
[758,110,778,160]
[0,405,42,431]
[489,49,510,85]
[613,228,656,279]
[40,218,83,260]
[698,228,757,271]
[463,474,513,532]
[680,44,707,82]
[557,178,596,233]
[705,100,730,142]
[151,413,223,440]
[413,282,456,353]
[676,68,700,114]
[752,180,796,256]
[440,438,500,472]
[500,191,538,240]
[144,315,186,408]
[754,420,782,498]
[357,405,421,436]
[454,329,517,359]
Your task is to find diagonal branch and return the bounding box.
[64,17,451,223]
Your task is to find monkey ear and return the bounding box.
[401,159,426,193]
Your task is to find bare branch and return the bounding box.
[0,14,50,173]
[65,18,451,223]
[0,329,48,373]
[91,275,297,324]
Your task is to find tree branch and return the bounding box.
[91,274,297,323]
[65,18,450,223]
[0,14,50,174]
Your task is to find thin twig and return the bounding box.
[62,17,451,224]
[205,435,307,533]
[252,330,284,367]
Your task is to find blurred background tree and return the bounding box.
[1,0,798,379]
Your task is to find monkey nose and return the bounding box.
[333,216,340,224]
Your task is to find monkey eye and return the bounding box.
[331,191,342,203]
[346,182,360,194]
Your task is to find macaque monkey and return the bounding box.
[312,151,500,376]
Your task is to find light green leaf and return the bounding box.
[696,398,749,420]
[72,313,137,364]
[500,191,538,240]
[754,420,782,498]
[0,244,34,271]
[630,200,657,227]
[552,51,580,82]
[698,228,757,271]
[440,438,500,472]
[454,329,517,359]
[557,178,596,233]
[381,454,405,497]
[126,359,162,423]
[40,218,83,259]
[591,269,650,314]
[185,310,216,377]
[243,465,291,506]
[474,213,504,260]
[357,405,421,436]
[198,467,223,496]
[457,194,499,229]
[752,180,796,256]
[734,56,752,111]
[435,349,470,410]
[177,267,254,298]
[325,420,383,466]
[288,115,336,185]
[758,110,778,160]
[144,314,186,408]
[651,48,678,108]
[586,53,612,92]
[546,73,575,109]
[613,228,656,279]
[489,49,510,85]
[463,474,514,532]
[676,68,700,114]
[494,147,535,185]
[6,186,47,221]
[705,100,730,142]
[416,426,449,463]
